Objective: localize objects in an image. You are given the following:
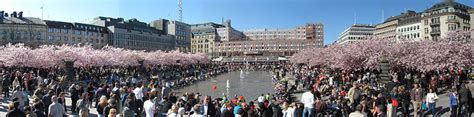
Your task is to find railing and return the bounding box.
[429,22,440,26]
[430,31,441,35]
[446,19,459,23]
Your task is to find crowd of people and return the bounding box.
[1,62,473,117]
[286,64,473,117]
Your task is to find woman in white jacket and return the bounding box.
[282,102,295,117]
[426,89,438,116]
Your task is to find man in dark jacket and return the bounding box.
[125,93,140,117]
[6,101,26,117]
[271,102,282,117]
[247,102,258,117]
[294,103,304,117]
[160,97,173,114]
[103,99,115,117]
[458,84,472,116]
[221,103,234,117]
[258,102,272,117]
[2,75,10,100]
[70,85,80,113]
[42,90,53,115]
[200,96,216,116]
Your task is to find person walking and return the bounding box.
[70,84,80,113]
[2,75,11,101]
[449,89,458,117]
[77,93,91,117]
[426,89,438,116]
[458,83,472,116]
[97,96,108,117]
[300,87,315,117]
[143,95,156,117]
[349,105,366,117]
[6,101,26,117]
[48,95,66,117]
[410,84,423,117]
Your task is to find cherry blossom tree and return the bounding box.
[291,31,472,72]
[0,43,210,68]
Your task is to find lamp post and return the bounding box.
[138,59,146,79]
[379,57,390,95]
[64,60,75,85]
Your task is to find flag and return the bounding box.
[213,85,217,91]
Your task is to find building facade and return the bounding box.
[45,20,108,48]
[190,22,225,55]
[243,23,324,47]
[374,17,399,39]
[0,11,47,47]
[150,19,191,52]
[470,9,474,40]
[214,39,318,57]
[396,11,422,41]
[92,17,175,51]
[420,0,471,41]
[336,24,375,44]
[216,20,245,42]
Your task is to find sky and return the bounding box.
[1,0,473,45]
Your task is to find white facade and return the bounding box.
[396,23,422,41]
[336,24,375,45]
[167,20,191,52]
[243,23,324,41]
[470,9,474,40]
[217,26,244,41]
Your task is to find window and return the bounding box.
[64,29,68,34]
[448,15,456,20]
[48,28,54,33]
[48,36,54,40]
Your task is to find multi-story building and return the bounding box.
[214,39,318,57]
[420,0,472,41]
[92,17,175,51]
[336,24,375,44]
[216,20,245,42]
[190,22,225,55]
[150,19,191,52]
[374,16,399,39]
[396,11,422,41]
[243,23,324,47]
[45,20,108,48]
[0,11,47,47]
[470,9,474,40]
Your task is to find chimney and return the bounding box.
[0,11,3,23]
[18,11,23,18]
[4,13,8,17]
[12,11,17,18]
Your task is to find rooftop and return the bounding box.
[424,0,472,13]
